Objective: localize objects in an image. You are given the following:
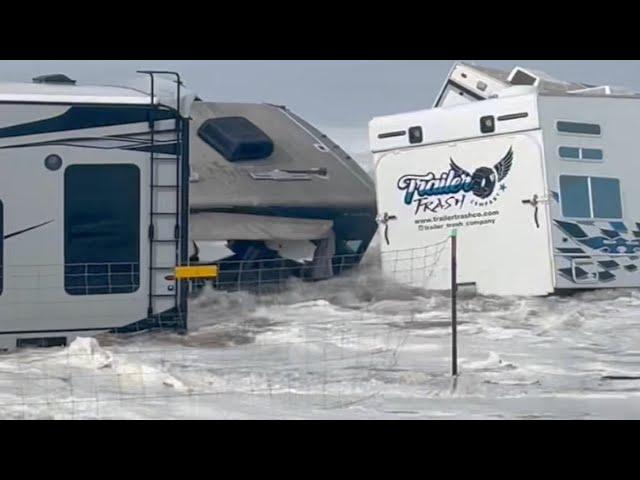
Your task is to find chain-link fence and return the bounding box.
[0,238,455,419]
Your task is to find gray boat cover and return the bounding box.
[189,102,375,211]
[190,212,334,241]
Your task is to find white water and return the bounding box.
[2,131,640,419]
[2,239,640,419]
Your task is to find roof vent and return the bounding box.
[508,68,539,87]
[32,74,77,85]
[198,117,274,162]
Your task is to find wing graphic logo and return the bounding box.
[450,147,513,199]
[396,146,514,209]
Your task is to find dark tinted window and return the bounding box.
[582,148,603,160]
[557,121,601,135]
[559,146,603,161]
[591,177,622,219]
[560,175,623,220]
[559,146,580,159]
[560,175,591,218]
[65,164,140,295]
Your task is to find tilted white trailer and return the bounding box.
[372,63,640,296]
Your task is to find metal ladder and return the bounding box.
[137,71,186,327]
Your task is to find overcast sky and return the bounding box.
[1,60,638,149]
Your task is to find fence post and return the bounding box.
[450,229,458,377]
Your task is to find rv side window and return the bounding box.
[556,121,601,136]
[64,164,141,296]
[560,175,591,218]
[582,148,604,161]
[591,177,622,219]
[559,147,604,162]
[558,147,580,159]
[560,175,622,219]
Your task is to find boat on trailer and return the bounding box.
[0,71,376,350]
[372,62,640,296]
[188,101,377,291]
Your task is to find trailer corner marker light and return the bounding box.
[174,266,219,280]
[408,126,423,144]
[480,115,495,134]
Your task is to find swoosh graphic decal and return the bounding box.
[4,220,54,240]
[0,106,175,139]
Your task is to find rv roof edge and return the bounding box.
[0,74,197,116]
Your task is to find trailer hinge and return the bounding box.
[521,194,548,229]
[377,212,398,245]
[148,224,155,240]
[174,224,180,240]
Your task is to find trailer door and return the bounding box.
[375,132,554,296]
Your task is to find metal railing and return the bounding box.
[64,262,140,296]
[189,241,450,295]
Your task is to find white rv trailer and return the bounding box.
[371,62,640,296]
[0,71,376,350]
[0,72,195,350]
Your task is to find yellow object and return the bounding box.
[174,265,219,280]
